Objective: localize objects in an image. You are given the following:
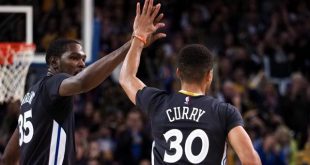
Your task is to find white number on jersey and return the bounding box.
[163,129,209,164]
[18,109,34,146]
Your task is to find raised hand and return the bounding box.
[133,0,166,46]
[144,12,166,47]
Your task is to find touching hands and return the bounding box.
[133,0,166,47]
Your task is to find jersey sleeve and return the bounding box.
[225,104,244,134]
[45,73,71,102]
[136,87,167,115]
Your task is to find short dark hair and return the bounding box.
[177,44,213,83]
[45,38,81,65]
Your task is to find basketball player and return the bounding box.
[119,1,261,164]
[0,1,165,164]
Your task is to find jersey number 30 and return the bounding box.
[18,109,34,146]
[163,129,209,164]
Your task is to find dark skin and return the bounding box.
[49,41,131,96]
[52,43,87,76]
[1,129,18,165]
[1,42,130,164]
[1,5,165,164]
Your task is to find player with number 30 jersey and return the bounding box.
[119,1,261,164]
[136,87,243,164]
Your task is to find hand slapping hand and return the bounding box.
[133,0,166,47]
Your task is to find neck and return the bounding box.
[180,82,206,95]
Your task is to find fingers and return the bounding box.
[154,13,164,23]
[136,2,141,16]
[151,4,161,20]
[151,6,156,14]
[147,0,154,15]
[152,33,167,42]
[140,0,162,22]
[154,22,165,31]
[142,0,149,15]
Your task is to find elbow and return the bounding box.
[119,76,125,85]
[119,76,128,90]
[119,71,127,88]
[241,160,261,165]
[240,151,261,165]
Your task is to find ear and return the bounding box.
[176,68,181,78]
[50,56,60,71]
[204,69,213,83]
[207,69,213,82]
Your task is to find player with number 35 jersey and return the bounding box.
[18,73,75,164]
[1,1,166,163]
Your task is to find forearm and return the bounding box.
[2,129,19,165]
[119,38,146,103]
[121,38,144,78]
[74,40,131,93]
[240,151,261,165]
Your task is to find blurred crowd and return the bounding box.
[1,0,310,164]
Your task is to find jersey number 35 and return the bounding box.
[18,109,34,146]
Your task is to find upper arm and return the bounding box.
[118,38,145,105]
[228,126,261,165]
[119,76,146,105]
[221,103,261,164]
[58,76,83,96]
[135,87,166,115]
[45,73,78,97]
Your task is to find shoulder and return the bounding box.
[203,96,228,111]
[136,87,169,111]
[45,73,71,86]
[49,73,71,80]
[139,86,167,93]
[207,98,244,132]
[44,73,72,98]
[137,86,168,98]
[205,97,240,114]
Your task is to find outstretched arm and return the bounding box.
[119,37,145,104]
[1,128,19,165]
[59,40,131,96]
[59,1,165,97]
[228,126,261,165]
[119,0,165,104]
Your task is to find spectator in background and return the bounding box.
[41,18,59,50]
[274,125,298,165]
[244,109,266,142]
[1,0,310,164]
[255,132,286,165]
[281,72,310,149]
[115,109,152,165]
[87,140,104,163]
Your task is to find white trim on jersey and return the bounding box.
[151,141,155,165]
[221,142,227,165]
[49,120,67,165]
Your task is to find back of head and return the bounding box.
[177,44,214,83]
[45,38,81,65]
